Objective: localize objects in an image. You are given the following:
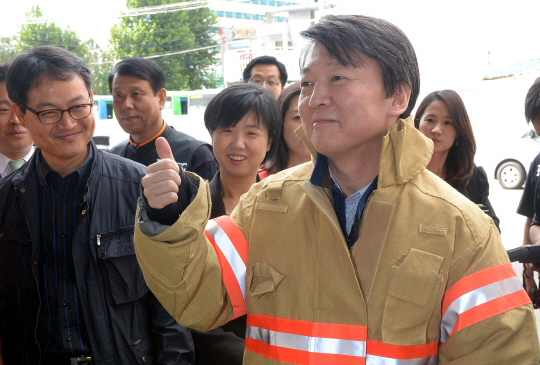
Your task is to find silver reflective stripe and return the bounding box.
[440,276,522,342]
[206,219,246,300]
[246,325,366,357]
[366,354,438,365]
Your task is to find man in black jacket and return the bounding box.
[108,58,218,179]
[0,46,194,364]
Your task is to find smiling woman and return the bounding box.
[189,82,280,365]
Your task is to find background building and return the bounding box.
[212,0,338,84]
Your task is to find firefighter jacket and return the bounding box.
[134,116,540,364]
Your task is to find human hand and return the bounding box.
[524,263,540,309]
[142,137,182,209]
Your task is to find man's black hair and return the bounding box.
[6,46,92,112]
[204,83,280,164]
[525,77,540,124]
[242,56,288,87]
[108,58,166,95]
[300,15,420,119]
[0,63,9,83]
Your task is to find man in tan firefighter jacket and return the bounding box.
[134,15,540,364]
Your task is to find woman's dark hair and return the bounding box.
[204,83,280,164]
[264,82,301,173]
[414,90,476,188]
[6,46,92,112]
[300,15,420,119]
[108,58,165,95]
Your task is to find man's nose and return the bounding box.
[8,109,21,125]
[309,82,331,108]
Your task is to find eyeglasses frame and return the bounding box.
[22,97,94,125]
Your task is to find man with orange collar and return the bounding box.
[109,58,218,180]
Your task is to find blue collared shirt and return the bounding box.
[310,154,378,248]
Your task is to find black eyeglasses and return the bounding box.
[248,78,280,89]
[23,101,94,125]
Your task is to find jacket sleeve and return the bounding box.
[438,221,540,364]
[190,145,219,182]
[149,293,195,365]
[134,172,248,332]
[469,166,500,231]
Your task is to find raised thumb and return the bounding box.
[156,137,175,161]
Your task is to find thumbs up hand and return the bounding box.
[142,137,182,209]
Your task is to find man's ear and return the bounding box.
[158,88,166,110]
[266,137,272,152]
[12,103,28,128]
[388,83,412,118]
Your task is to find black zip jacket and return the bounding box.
[109,124,218,181]
[0,141,194,365]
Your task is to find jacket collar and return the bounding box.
[13,140,102,193]
[295,116,433,188]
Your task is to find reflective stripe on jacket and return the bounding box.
[205,216,248,319]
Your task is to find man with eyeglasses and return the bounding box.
[0,46,194,365]
[242,56,287,99]
[0,63,34,179]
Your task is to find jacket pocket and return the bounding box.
[247,262,285,299]
[96,227,150,305]
[382,248,444,345]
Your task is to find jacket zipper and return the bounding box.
[96,234,101,246]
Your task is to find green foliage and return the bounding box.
[5,5,111,94]
[110,0,219,90]
[0,37,16,64]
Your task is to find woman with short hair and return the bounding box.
[191,83,280,364]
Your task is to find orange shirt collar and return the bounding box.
[129,121,167,147]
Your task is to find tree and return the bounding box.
[110,0,220,90]
[0,37,16,64]
[10,5,111,94]
[15,6,87,56]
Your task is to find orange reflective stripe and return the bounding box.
[247,314,367,341]
[442,263,516,315]
[212,216,248,264]
[448,289,530,338]
[367,340,438,359]
[205,216,248,319]
[440,263,530,342]
[246,314,438,364]
[246,337,366,365]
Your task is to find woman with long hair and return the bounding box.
[191,83,280,364]
[414,89,500,230]
[261,82,310,176]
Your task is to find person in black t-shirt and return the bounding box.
[108,58,218,180]
[519,77,540,308]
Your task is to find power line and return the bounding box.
[119,1,210,17]
[89,44,218,65]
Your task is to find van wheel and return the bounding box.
[496,161,526,189]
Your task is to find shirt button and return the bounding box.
[61,232,66,238]
[61,198,66,202]
[67,336,72,342]
[63,267,68,273]
[62,300,69,306]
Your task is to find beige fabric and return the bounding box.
[135,116,540,364]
